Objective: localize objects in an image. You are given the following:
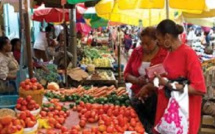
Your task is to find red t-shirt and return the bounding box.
[124,46,167,94]
[13,50,20,63]
[155,44,206,134]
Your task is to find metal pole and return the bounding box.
[117,32,121,83]
[63,22,68,87]
[69,8,77,68]
[19,0,23,39]
[166,0,169,19]
[24,0,33,78]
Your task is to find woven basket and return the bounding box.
[19,88,44,106]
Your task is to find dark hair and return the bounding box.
[157,19,184,38]
[0,36,9,51]
[45,25,52,33]
[140,27,157,40]
[11,38,20,51]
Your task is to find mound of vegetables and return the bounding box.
[35,64,61,86]
[45,86,130,107]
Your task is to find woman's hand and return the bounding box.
[136,83,155,100]
[154,72,168,86]
[135,75,147,85]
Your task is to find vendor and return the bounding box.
[0,36,19,93]
[11,38,21,64]
[124,27,167,133]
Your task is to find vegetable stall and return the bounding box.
[0,78,146,134]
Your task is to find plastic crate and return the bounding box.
[0,95,18,109]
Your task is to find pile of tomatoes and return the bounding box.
[40,99,70,129]
[69,102,145,134]
[20,78,43,91]
[17,111,37,128]
[0,116,23,134]
[16,95,40,111]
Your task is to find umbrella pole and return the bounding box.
[69,8,77,68]
[166,0,169,19]
[19,0,23,39]
[117,32,121,83]
[63,22,68,87]
[24,0,33,78]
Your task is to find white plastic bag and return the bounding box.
[155,84,189,134]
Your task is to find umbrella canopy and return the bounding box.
[95,0,175,26]
[67,0,95,4]
[32,3,87,22]
[118,0,206,13]
[76,23,91,34]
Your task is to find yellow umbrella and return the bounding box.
[118,0,206,14]
[95,0,175,26]
[182,9,215,18]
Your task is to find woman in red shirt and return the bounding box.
[153,19,206,134]
[124,27,167,133]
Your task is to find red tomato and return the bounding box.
[57,118,65,124]
[98,125,106,132]
[103,104,109,112]
[30,116,36,121]
[79,119,86,128]
[16,104,21,110]
[30,78,37,83]
[26,95,32,101]
[35,104,39,109]
[26,121,35,128]
[61,126,68,132]
[107,126,114,133]
[37,84,43,90]
[85,103,92,110]
[21,100,27,106]
[79,101,85,107]
[21,106,27,111]
[32,85,38,90]
[55,123,62,129]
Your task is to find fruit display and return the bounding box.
[15,96,40,111]
[83,47,101,60]
[89,70,115,80]
[17,111,37,128]
[0,116,23,134]
[72,102,145,134]
[93,58,112,67]
[20,78,43,91]
[40,99,69,129]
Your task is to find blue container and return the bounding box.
[0,95,18,109]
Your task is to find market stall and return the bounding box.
[0,78,146,134]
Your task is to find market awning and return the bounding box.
[182,9,215,18]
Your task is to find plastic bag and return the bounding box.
[155,84,189,134]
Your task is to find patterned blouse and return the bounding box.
[0,52,19,80]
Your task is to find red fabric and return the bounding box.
[124,46,167,94]
[180,33,187,44]
[13,51,20,63]
[154,44,206,134]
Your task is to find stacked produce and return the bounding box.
[0,116,23,134]
[40,99,69,129]
[34,64,60,86]
[80,57,112,68]
[45,86,130,107]
[83,48,101,59]
[74,102,145,134]
[15,96,40,111]
[90,70,114,80]
[20,78,43,91]
[17,111,37,128]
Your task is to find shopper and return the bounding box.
[154,19,206,134]
[0,36,19,93]
[124,27,167,133]
[11,38,21,63]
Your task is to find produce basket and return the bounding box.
[15,107,41,117]
[23,121,39,134]
[0,95,18,109]
[19,88,44,106]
